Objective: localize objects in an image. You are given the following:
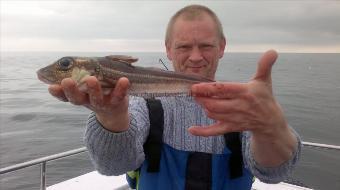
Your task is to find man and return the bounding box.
[49,5,301,190]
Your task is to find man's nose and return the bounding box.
[189,47,203,62]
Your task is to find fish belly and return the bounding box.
[128,82,193,98]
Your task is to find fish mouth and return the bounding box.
[36,69,55,85]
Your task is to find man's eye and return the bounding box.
[58,58,73,70]
[176,45,190,50]
[200,44,214,49]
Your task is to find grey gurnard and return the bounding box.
[37,55,213,97]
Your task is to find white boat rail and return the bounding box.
[1,141,339,190]
[302,141,340,150]
[0,147,88,190]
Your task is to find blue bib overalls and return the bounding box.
[127,99,253,190]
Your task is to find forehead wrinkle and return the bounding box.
[169,17,221,49]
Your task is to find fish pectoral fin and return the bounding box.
[71,67,91,83]
[105,55,138,64]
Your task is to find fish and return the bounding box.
[36,55,213,97]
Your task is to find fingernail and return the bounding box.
[78,83,88,92]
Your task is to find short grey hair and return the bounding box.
[165,4,225,44]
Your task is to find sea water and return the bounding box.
[1,52,339,189]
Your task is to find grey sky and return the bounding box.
[1,0,340,52]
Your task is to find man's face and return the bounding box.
[166,15,226,80]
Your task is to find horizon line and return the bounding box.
[1,50,339,54]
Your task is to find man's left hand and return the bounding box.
[190,50,298,166]
[190,50,286,137]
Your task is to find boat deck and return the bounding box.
[47,171,313,190]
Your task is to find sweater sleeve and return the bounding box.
[84,97,150,176]
[242,127,302,183]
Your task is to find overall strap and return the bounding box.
[224,132,243,179]
[144,98,164,172]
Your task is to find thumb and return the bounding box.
[253,49,278,83]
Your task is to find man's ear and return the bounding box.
[219,38,226,58]
[165,41,173,61]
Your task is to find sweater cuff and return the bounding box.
[84,112,145,175]
[246,128,302,183]
[84,112,139,154]
[87,112,137,138]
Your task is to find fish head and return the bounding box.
[37,56,96,85]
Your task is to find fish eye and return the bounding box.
[58,58,73,70]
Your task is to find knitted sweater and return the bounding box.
[84,96,301,184]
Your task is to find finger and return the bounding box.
[191,82,247,98]
[195,97,245,114]
[111,77,130,102]
[48,85,68,102]
[203,111,255,130]
[204,110,242,122]
[85,76,104,107]
[61,78,88,105]
[253,49,278,83]
[188,122,238,137]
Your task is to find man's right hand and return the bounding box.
[48,76,130,132]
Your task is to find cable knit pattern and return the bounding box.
[84,96,301,183]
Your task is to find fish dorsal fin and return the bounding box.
[105,55,138,64]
